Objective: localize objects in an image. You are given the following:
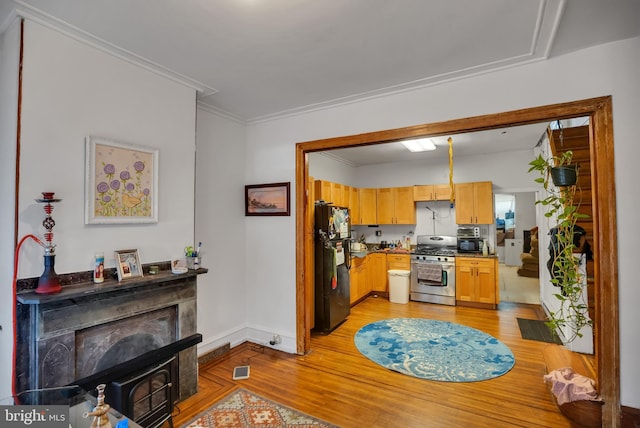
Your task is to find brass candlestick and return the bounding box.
[83,384,112,428]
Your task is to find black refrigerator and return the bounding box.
[314,203,351,333]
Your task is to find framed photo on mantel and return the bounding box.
[114,249,143,282]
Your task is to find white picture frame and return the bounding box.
[114,249,143,282]
[85,136,159,224]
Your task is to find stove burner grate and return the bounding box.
[414,247,456,257]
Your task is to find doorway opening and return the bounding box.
[295,96,618,425]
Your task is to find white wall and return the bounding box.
[16,20,197,277]
[194,107,249,353]
[308,152,356,185]
[0,19,197,399]
[0,17,21,399]
[242,37,640,407]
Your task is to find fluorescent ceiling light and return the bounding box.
[401,137,436,152]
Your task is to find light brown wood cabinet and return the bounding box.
[330,182,346,206]
[413,184,452,201]
[385,253,410,292]
[387,253,411,270]
[314,180,350,208]
[359,188,377,225]
[376,187,416,224]
[350,256,370,304]
[314,180,332,204]
[368,253,388,292]
[455,256,499,309]
[349,186,360,225]
[455,181,494,224]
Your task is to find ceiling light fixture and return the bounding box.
[401,137,436,152]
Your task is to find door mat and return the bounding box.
[517,318,562,344]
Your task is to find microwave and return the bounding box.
[457,226,480,238]
[457,237,482,253]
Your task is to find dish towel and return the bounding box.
[543,367,600,405]
[418,264,443,282]
[331,248,338,289]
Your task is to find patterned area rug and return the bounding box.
[181,388,338,428]
[354,318,515,382]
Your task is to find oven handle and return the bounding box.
[411,261,453,287]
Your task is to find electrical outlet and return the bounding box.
[270,334,282,345]
[376,230,382,236]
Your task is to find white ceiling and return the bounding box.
[1,0,637,164]
[3,0,639,124]
[322,123,551,166]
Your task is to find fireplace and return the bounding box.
[107,356,176,428]
[15,266,203,416]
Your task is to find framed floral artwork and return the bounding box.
[85,136,158,224]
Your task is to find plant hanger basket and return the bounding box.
[551,165,578,187]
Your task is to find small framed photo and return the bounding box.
[114,249,143,281]
[245,182,290,216]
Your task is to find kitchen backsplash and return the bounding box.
[352,201,494,247]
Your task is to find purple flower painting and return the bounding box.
[87,138,157,223]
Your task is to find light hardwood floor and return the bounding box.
[169,297,570,428]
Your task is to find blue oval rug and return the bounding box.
[354,318,515,382]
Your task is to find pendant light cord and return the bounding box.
[448,137,454,205]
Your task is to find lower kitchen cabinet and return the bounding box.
[385,253,410,293]
[455,257,500,309]
[368,253,388,292]
[350,256,370,304]
[387,253,410,270]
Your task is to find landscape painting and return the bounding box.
[245,182,290,216]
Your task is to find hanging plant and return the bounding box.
[550,164,578,187]
[528,150,592,343]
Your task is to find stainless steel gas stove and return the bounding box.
[410,235,457,305]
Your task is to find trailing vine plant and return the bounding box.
[528,150,592,343]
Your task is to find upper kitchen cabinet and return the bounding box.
[349,186,360,225]
[314,180,332,204]
[414,184,452,201]
[455,181,494,224]
[359,188,377,225]
[377,186,416,224]
[331,182,347,206]
[314,179,348,206]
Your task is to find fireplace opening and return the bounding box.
[76,307,177,380]
[95,333,164,373]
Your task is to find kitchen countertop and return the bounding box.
[456,253,499,259]
[351,248,413,258]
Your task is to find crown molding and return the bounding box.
[197,101,245,125]
[11,1,218,95]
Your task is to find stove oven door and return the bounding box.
[410,260,456,301]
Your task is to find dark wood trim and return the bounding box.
[295,96,619,426]
[621,405,640,427]
[14,18,24,248]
